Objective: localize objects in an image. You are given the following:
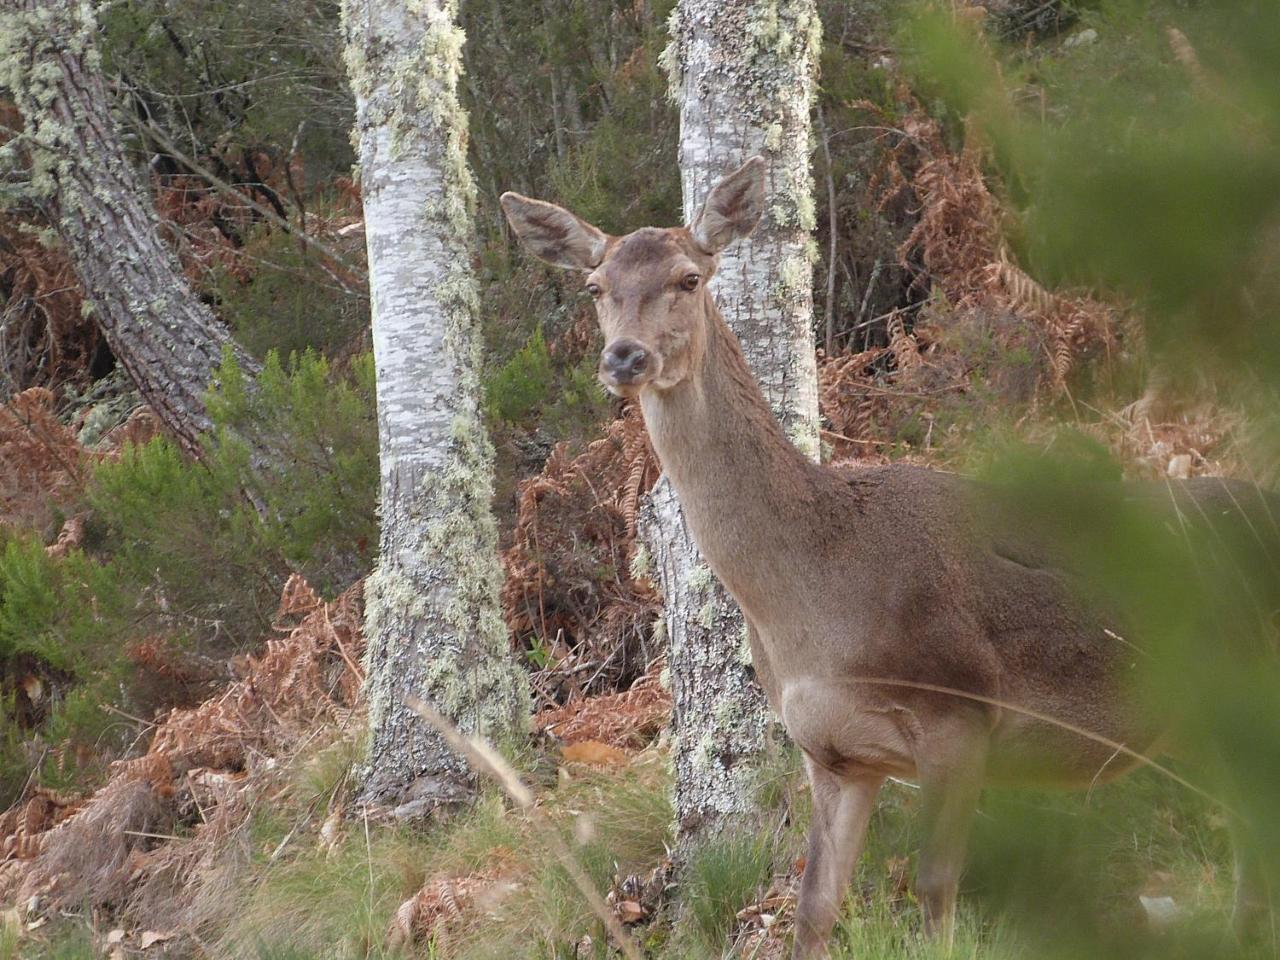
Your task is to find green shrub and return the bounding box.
[89,429,277,644]
[484,325,557,425]
[0,536,131,804]
[211,348,380,591]
[0,538,122,671]
[211,217,370,361]
[90,349,378,646]
[484,325,610,441]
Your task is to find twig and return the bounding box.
[98,702,158,728]
[124,829,186,842]
[14,747,49,805]
[857,258,883,331]
[848,305,906,338]
[126,113,365,288]
[821,428,888,447]
[185,770,209,825]
[323,602,365,682]
[405,695,645,960]
[363,806,376,926]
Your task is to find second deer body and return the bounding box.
[501,158,1274,958]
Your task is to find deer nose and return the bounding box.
[601,340,649,382]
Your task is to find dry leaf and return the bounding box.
[140,930,175,949]
[573,813,596,845]
[560,740,630,766]
[319,809,344,852]
[616,900,644,924]
[105,929,126,946]
[1139,895,1180,928]
[20,675,43,704]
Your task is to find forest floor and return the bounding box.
[0,695,1249,960]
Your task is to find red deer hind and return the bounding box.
[501,157,1276,958]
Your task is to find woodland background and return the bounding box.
[1,0,1279,957]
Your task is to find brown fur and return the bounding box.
[501,160,1277,958]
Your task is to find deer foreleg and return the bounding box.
[792,761,884,959]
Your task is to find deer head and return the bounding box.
[500,157,767,398]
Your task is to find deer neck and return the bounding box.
[640,302,814,618]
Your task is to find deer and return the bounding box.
[500,157,1277,958]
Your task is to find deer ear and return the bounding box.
[688,156,767,254]
[500,192,609,271]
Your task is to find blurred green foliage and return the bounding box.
[907,0,1280,377]
[906,0,1280,953]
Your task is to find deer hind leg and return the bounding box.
[792,760,885,959]
[914,723,989,946]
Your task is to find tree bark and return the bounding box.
[0,0,261,457]
[644,0,821,851]
[341,0,529,814]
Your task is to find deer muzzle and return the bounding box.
[600,338,654,392]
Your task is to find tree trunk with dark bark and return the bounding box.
[0,0,261,456]
[342,0,529,814]
[643,0,821,853]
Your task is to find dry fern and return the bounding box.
[501,404,662,704]
[0,388,88,529]
[532,656,670,749]
[0,578,365,914]
[0,219,96,398]
[387,870,517,951]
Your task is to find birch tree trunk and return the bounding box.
[643,0,821,851]
[0,0,261,457]
[342,0,529,814]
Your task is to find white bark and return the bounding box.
[644,0,821,851]
[342,0,528,813]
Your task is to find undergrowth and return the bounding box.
[213,752,673,960]
[102,743,1247,960]
[0,536,131,804]
[0,351,377,805]
[90,348,377,641]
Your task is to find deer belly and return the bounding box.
[780,679,919,777]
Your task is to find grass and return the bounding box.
[199,748,673,960]
[2,733,1256,960]
[679,834,776,954]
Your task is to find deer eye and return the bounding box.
[680,273,700,291]
[585,283,602,298]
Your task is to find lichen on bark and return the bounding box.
[342,0,528,812]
